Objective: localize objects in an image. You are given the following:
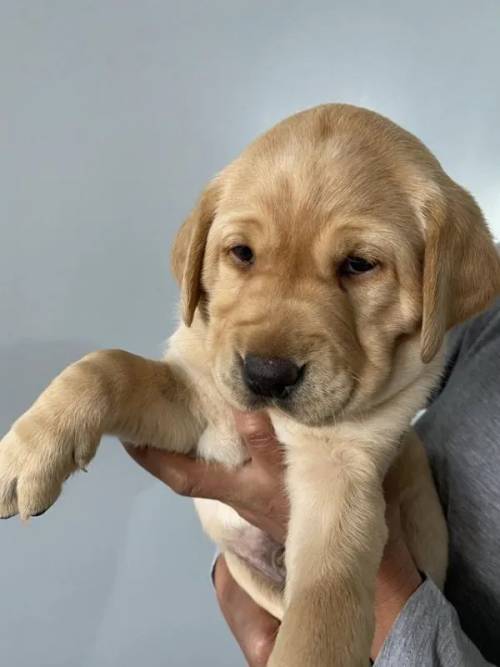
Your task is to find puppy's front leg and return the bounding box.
[0,350,203,519]
[268,443,388,667]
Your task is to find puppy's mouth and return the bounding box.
[214,353,357,427]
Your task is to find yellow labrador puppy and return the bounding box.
[1,104,500,666]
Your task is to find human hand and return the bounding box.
[124,411,422,661]
[123,410,289,544]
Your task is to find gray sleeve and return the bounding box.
[374,579,494,666]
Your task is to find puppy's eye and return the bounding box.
[339,256,377,276]
[230,245,254,265]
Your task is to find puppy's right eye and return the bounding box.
[230,245,254,265]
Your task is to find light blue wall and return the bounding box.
[1,2,499,665]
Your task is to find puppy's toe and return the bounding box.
[16,475,62,521]
[0,477,18,519]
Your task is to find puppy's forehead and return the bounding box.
[218,106,421,234]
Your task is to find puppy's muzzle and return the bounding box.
[243,355,303,399]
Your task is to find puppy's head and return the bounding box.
[172,105,500,426]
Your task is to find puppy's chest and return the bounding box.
[191,377,248,468]
[196,422,247,467]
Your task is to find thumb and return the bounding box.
[232,410,284,470]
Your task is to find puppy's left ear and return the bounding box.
[170,177,222,326]
[421,183,500,363]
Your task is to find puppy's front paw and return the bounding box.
[0,414,99,520]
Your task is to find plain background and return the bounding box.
[1,1,499,665]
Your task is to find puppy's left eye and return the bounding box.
[230,245,254,265]
[339,256,377,276]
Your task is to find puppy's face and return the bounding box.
[174,105,500,426]
[203,157,423,426]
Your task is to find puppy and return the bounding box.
[1,104,499,666]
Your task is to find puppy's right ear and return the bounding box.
[171,178,221,326]
[420,182,500,363]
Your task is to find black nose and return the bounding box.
[243,355,302,398]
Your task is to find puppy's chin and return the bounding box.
[278,395,348,428]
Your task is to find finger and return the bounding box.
[233,410,284,469]
[214,555,279,667]
[123,444,240,504]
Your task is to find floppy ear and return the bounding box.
[421,183,500,363]
[170,179,221,326]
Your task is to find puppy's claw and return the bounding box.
[0,477,18,519]
[31,506,51,518]
[73,450,90,473]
